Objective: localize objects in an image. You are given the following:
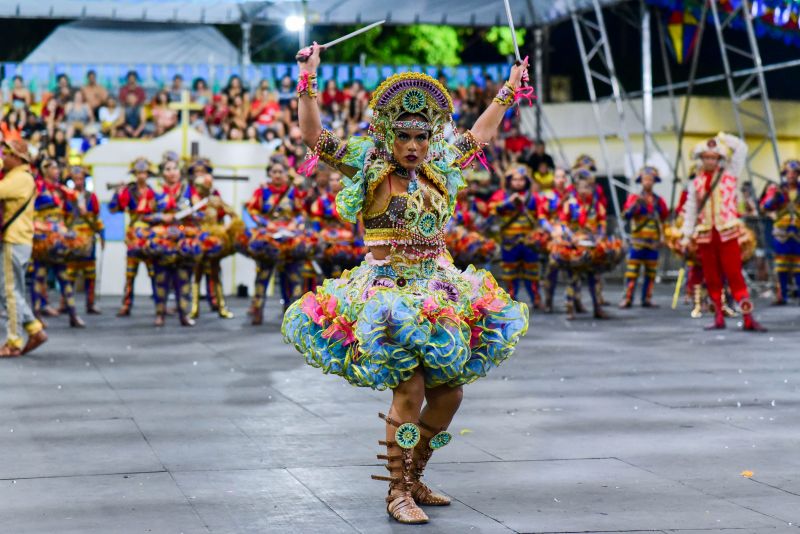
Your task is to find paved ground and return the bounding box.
[1,286,799,534]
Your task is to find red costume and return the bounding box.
[681,134,765,331]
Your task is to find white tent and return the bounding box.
[0,0,622,27]
[23,20,240,65]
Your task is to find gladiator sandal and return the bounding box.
[690,285,703,319]
[371,413,429,524]
[411,420,452,506]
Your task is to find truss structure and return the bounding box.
[708,0,782,184]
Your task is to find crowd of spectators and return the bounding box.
[0,69,554,180]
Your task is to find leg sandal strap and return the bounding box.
[371,475,400,483]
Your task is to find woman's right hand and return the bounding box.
[296,42,322,72]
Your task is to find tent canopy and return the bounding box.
[23,20,239,65]
[0,0,625,28]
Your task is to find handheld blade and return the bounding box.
[297,20,385,61]
[503,0,522,62]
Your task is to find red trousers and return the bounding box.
[697,229,750,306]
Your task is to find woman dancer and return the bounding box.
[282,44,529,524]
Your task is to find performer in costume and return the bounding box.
[619,166,668,308]
[65,164,105,315]
[245,156,304,325]
[148,156,197,327]
[490,166,546,307]
[557,168,609,320]
[540,167,572,313]
[30,159,86,328]
[760,159,800,305]
[0,139,48,356]
[109,157,158,317]
[680,133,766,331]
[568,155,608,310]
[188,160,240,321]
[282,44,529,524]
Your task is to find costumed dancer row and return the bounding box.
[109,155,241,327]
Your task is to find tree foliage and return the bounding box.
[323,25,464,65]
[485,27,526,58]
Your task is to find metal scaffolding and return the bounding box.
[708,0,782,184]
[569,0,635,237]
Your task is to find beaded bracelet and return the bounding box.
[296,71,319,99]
[493,82,516,107]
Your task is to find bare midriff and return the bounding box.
[363,172,445,261]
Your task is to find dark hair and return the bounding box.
[192,77,207,90]
[267,155,289,173]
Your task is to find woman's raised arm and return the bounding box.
[297,43,323,148]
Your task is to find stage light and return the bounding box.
[285,15,305,32]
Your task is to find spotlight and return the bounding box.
[285,15,305,32]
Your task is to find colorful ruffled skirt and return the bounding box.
[282,253,529,390]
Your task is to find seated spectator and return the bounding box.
[321,80,347,115]
[1,111,24,142]
[192,77,213,105]
[151,90,177,136]
[263,129,283,152]
[504,126,532,162]
[42,97,65,138]
[345,80,369,122]
[98,97,122,137]
[21,112,42,139]
[277,75,294,107]
[224,75,244,101]
[230,93,249,132]
[119,91,146,138]
[63,91,94,139]
[250,88,280,134]
[229,127,244,140]
[244,125,260,143]
[190,110,209,136]
[205,94,230,138]
[283,126,306,170]
[10,75,32,110]
[55,74,74,105]
[47,129,69,165]
[119,70,146,107]
[81,70,108,117]
[527,140,555,172]
[168,74,184,102]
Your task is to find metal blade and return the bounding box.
[321,20,385,50]
[502,0,522,62]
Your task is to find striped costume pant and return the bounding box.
[622,247,659,304]
[153,263,192,318]
[67,258,97,310]
[500,240,540,304]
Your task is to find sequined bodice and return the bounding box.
[363,181,450,254]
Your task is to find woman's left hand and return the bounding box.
[508,57,530,89]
